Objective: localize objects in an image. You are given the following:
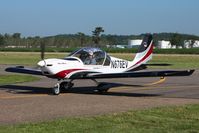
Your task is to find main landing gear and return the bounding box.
[52,79,111,95]
[52,80,74,95]
[92,79,111,93]
[96,83,110,93]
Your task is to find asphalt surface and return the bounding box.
[0,65,199,124]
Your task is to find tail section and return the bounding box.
[127,34,153,71]
[137,34,153,53]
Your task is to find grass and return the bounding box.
[1,104,199,133]
[1,47,199,54]
[0,75,40,85]
[150,55,199,69]
[0,52,199,69]
[0,52,65,65]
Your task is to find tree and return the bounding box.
[77,32,85,46]
[170,33,183,48]
[105,35,117,47]
[152,33,159,47]
[92,27,104,45]
[12,33,21,39]
[4,33,10,39]
[11,33,21,47]
[0,34,5,46]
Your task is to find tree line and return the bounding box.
[0,27,199,48]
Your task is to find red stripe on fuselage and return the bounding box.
[55,69,85,79]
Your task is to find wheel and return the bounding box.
[67,82,74,89]
[53,83,60,95]
[160,76,165,79]
[60,82,74,91]
[97,89,109,93]
[96,83,110,93]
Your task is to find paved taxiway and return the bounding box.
[0,65,199,124]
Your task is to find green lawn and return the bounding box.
[0,52,65,65]
[1,104,199,133]
[0,75,40,85]
[0,52,199,69]
[150,55,199,69]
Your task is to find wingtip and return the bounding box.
[183,69,195,76]
[189,69,195,74]
[5,67,11,72]
[5,67,17,72]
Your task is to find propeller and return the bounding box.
[40,41,45,60]
[37,41,46,68]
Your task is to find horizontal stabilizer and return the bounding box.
[145,63,172,66]
[74,70,195,79]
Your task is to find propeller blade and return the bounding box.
[40,42,45,60]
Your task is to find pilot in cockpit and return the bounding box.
[84,51,96,65]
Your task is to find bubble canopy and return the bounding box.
[68,47,111,66]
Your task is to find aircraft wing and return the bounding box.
[5,66,43,76]
[70,69,195,79]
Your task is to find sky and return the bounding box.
[0,0,199,37]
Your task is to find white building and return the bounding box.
[158,40,174,49]
[128,39,142,48]
[106,44,126,49]
[115,45,126,49]
[194,41,199,47]
[184,40,199,48]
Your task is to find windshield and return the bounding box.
[69,47,110,65]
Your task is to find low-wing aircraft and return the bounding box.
[5,34,194,95]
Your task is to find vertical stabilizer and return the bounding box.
[127,34,153,71]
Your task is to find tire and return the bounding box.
[60,82,74,91]
[97,89,108,93]
[96,83,109,93]
[53,83,60,95]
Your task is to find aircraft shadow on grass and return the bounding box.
[0,82,161,97]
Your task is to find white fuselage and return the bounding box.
[38,41,153,79]
[38,56,134,79]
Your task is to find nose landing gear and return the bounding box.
[53,83,60,95]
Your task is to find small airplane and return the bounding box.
[5,34,194,95]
